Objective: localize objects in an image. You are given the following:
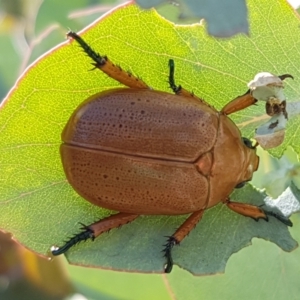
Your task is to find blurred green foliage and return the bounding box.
[0,0,120,101]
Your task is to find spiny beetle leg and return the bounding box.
[52,226,94,256]
[52,212,138,256]
[225,198,293,226]
[67,31,149,89]
[163,210,205,273]
[168,59,217,110]
[221,89,257,115]
[163,236,178,273]
[224,198,268,221]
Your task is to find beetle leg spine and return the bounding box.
[52,227,94,256]
[67,31,107,66]
[52,213,138,256]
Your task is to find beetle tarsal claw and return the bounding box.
[78,222,89,229]
[251,215,268,222]
[263,210,293,227]
[278,74,294,81]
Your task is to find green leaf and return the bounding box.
[136,0,248,37]
[0,1,299,275]
[168,214,300,299]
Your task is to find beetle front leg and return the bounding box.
[221,73,293,115]
[224,198,267,221]
[67,31,149,89]
[224,198,292,226]
[221,90,257,115]
[163,209,205,273]
[52,212,138,256]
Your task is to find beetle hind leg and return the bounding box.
[51,212,138,256]
[67,31,149,89]
[163,209,205,273]
[51,224,94,255]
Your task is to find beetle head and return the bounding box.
[239,137,259,184]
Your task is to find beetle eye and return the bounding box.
[242,137,254,149]
[235,181,246,189]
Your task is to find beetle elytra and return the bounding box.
[52,31,292,273]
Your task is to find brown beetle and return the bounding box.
[52,31,292,273]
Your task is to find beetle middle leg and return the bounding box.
[163,209,205,273]
[67,31,149,89]
[52,212,138,256]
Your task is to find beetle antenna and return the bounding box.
[51,227,94,256]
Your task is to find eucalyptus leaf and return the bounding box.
[135,0,248,37]
[0,0,299,275]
